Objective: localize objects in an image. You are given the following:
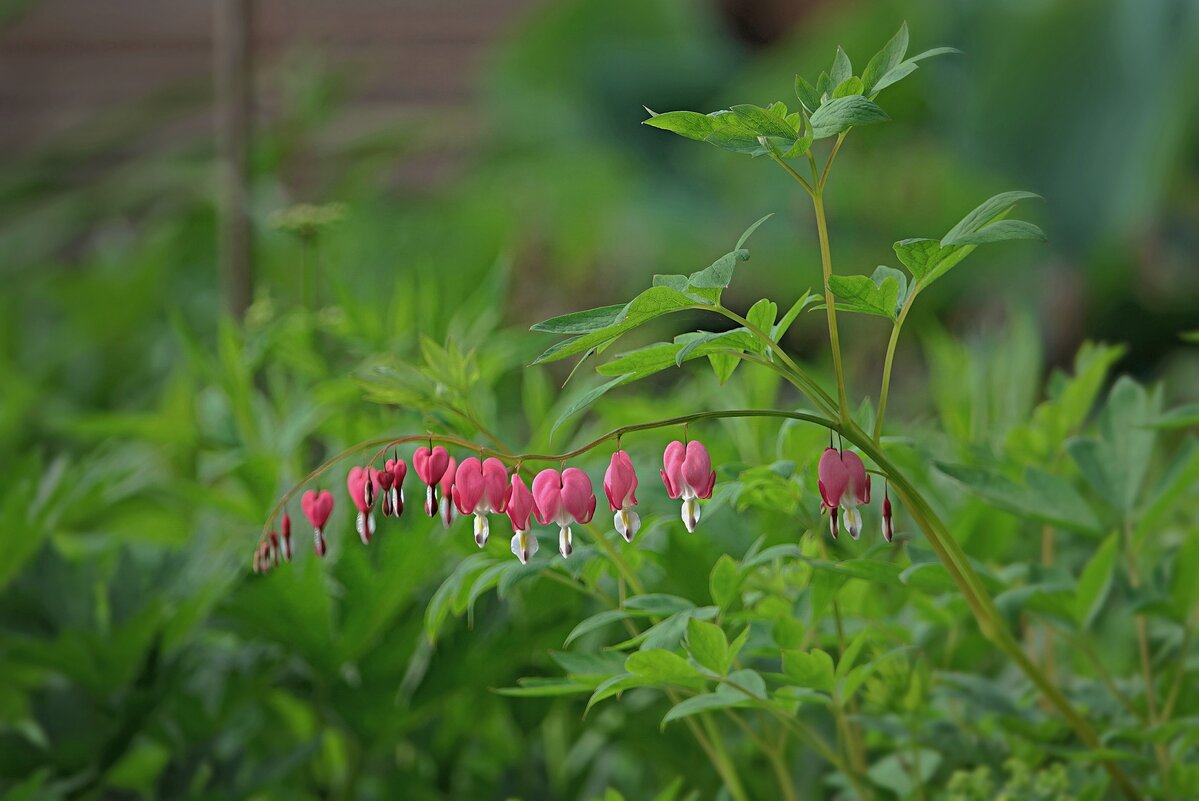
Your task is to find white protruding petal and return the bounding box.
[681,497,700,532]
[473,513,489,547]
[425,485,436,517]
[356,511,375,544]
[510,530,538,564]
[559,526,573,558]
[614,508,641,542]
[844,507,862,540]
[441,500,455,529]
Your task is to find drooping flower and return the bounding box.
[660,440,716,532]
[532,467,596,558]
[379,456,407,517]
[413,445,451,517]
[507,473,538,564]
[347,466,376,544]
[280,512,293,561]
[439,456,457,528]
[603,450,640,542]
[300,489,334,557]
[817,447,871,540]
[454,457,509,547]
[881,490,893,543]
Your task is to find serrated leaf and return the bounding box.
[809,95,888,139]
[686,618,730,674]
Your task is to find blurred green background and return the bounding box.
[2,0,1198,798]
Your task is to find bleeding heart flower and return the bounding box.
[604,450,641,542]
[454,457,509,547]
[507,474,539,564]
[881,490,894,543]
[532,467,596,559]
[380,456,407,518]
[818,447,871,539]
[414,445,452,516]
[439,456,457,528]
[660,440,716,532]
[301,489,333,557]
[347,466,376,544]
[280,513,293,561]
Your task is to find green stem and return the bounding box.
[709,308,838,415]
[874,288,917,442]
[811,192,850,419]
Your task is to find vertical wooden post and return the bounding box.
[214,0,253,319]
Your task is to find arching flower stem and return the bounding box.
[257,409,1143,799]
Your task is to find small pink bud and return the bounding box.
[882,493,894,543]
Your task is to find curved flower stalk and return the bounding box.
[604,450,640,542]
[507,474,538,564]
[532,468,596,558]
[453,456,509,547]
[660,440,715,532]
[414,445,452,517]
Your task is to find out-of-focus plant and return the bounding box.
[250,23,1199,801]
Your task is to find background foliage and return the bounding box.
[2,0,1198,799]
